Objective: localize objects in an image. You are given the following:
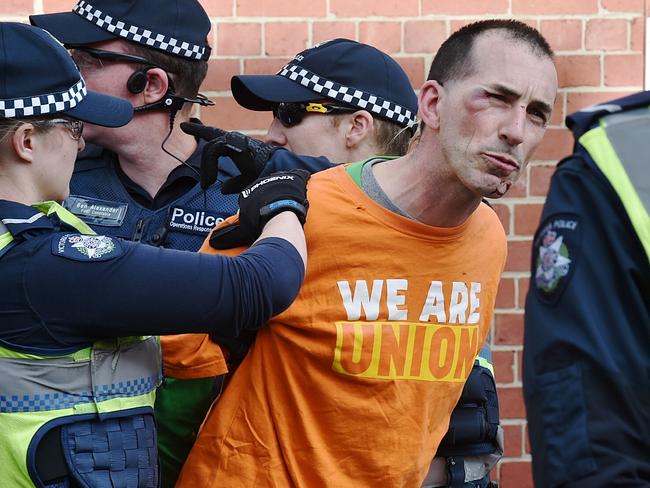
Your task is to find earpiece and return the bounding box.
[126,69,149,94]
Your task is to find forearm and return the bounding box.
[255,210,307,269]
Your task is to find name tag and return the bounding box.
[65,196,128,227]
[166,206,227,236]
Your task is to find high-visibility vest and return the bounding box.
[0,201,162,487]
[578,106,650,265]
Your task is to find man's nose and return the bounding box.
[499,106,526,146]
[263,118,288,147]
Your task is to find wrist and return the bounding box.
[259,199,308,225]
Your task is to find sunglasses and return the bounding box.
[272,102,358,128]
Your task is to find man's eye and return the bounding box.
[486,91,507,101]
[529,110,548,126]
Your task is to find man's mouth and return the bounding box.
[482,152,520,175]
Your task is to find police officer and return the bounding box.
[0,22,308,488]
[524,92,650,486]
[30,0,330,251]
[30,2,331,483]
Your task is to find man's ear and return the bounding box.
[142,67,171,104]
[12,123,36,163]
[418,80,443,131]
[345,110,374,149]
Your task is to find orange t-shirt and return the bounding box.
[178,164,507,487]
[160,333,227,380]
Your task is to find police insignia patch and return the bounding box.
[52,234,123,261]
[533,214,581,303]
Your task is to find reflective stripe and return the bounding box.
[579,108,650,263]
[475,356,494,375]
[1,213,45,225]
[0,337,162,413]
[33,200,96,235]
[0,230,12,252]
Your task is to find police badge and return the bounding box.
[52,234,123,261]
[533,214,581,303]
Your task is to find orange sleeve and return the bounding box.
[161,214,243,379]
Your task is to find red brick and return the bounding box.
[512,0,598,14]
[514,203,544,236]
[530,164,557,197]
[499,461,533,488]
[503,424,523,457]
[518,278,530,309]
[201,96,272,131]
[540,20,583,52]
[393,57,425,88]
[498,386,527,419]
[265,22,308,57]
[359,22,401,54]
[404,21,447,54]
[567,91,634,114]
[503,168,527,198]
[423,0,508,14]
[586,19,628,51]
[605,54,644,86]
[243,58,289,75]
[555,55,600,88]
[532,128,573,161]
[602,0,644,11]
[496,277,516,309]
[217,23,261,56]
[496,277,515,308]
[330,0,418,17]
[202,59,240,91]
[517,350,524,382]
[312,21,356,43]
[236,0,326,17]
[631,17,644,51]
[491,203,511,233]
[495,313,524,345]
[1,0,32,14]
[202,0,233,17]
[504,240,532,273]
[493,350,515,383]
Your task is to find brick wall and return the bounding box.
[5,1,646,486]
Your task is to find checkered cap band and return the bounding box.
[278,63,417,128]
[73,0,209,61]
[0,79,87,119]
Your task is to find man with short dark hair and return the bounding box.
[178,20,558,487]
[222,37,503,488]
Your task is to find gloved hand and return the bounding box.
[210,169,310,249]
[181,121,280,194]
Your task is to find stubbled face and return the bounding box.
[264,112,350,163]
[436,32,558,198]
[70,39,139,144]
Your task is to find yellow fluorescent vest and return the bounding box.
[0,202,162,487]
[579,107,650,263]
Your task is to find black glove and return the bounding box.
[210,169,310,249]
[181,121,280,194]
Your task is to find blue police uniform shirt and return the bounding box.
[0,199,305,355]
[523,152,650,486]
[66,121,332,251]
